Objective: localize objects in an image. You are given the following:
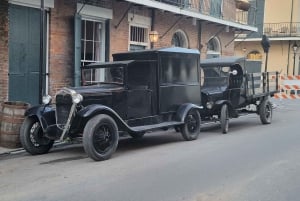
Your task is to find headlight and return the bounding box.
[206,101,214,109]
[72,93,83,104]
[42,95,52,105]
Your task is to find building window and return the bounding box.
[81,20,105,66]
[81,19,105,85]
[247,50,262,60]
[129,25,148,51]
[207,37,221,58]
[171,30,189,48]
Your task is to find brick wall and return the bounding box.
[110,1,132,58]
[200,22,234,58]
[154,10,199,49]
[49,0,76,96]
[0,0,9,103]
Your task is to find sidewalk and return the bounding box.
[0,146,24,156]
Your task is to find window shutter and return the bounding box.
[74,13,82,87]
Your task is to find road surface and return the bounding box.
[0,99,299,201]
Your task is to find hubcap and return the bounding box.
[93,124,114,154]
[187,114,198,133]
[29,122,50,147]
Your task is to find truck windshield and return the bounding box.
[81,66,124,86]
[202,66,229,87]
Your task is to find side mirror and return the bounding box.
[230,70,238,76]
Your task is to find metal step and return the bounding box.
[131,121,183,132]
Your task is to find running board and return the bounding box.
[130,121,183,132]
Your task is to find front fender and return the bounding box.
[77,104,130,131]
[25,105,56,131]
[175,103,203,122]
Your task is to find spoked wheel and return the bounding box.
[180,109,201,141]
[259,99,272,124]
[220,104,229,134]
[83,114,119,161]
[20,117,54,155]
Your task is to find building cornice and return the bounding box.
[124,0,258,32]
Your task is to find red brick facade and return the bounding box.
[49,0,76,96]
[0,0,9,103]
[0,0,235,101]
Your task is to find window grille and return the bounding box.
[129,25,148,51]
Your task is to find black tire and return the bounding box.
[220,104,229,134]
[180,109,201,141]
[259,99,272,124]
[129,132,145,139]
[83,114,119,161]
[20,117,54,155]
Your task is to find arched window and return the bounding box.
[247,50,262,60]
[171,30,189,48]
[207,37,221,58]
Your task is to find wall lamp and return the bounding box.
[149,30,159,43]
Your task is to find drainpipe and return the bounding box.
[39,0,45,103]
[150,8,155,49]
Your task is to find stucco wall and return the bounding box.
[235,41,300,75]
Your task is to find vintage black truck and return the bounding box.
[199,56,279,133]
[20,47,203,161]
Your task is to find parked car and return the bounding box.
[20,47,202,161]
[199,56,279,133]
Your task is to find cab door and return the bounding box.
[126,62,157,119]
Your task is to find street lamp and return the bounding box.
[292,42,298,75]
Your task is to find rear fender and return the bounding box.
[77,104,130,131]
[175,103,203,122]
[25,105,56,131]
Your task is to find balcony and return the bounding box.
[153,0,256,27]
[263,22,300,38]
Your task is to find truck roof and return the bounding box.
[200,56,245,67]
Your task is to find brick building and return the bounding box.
[0,0,257,105]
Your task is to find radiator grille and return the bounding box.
[55,93,73,126]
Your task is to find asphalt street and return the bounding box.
[0,99,299,201]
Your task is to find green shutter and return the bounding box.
[74,13,82,87]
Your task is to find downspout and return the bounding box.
[198,20,202,52]
[150,8,155,49]
[39,0,45,103]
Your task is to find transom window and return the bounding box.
[207,37,221,58]
[247,50,262,60]
[129,25,148,51]
[171,30,189,48]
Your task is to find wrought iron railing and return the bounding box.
[263,22,300,37]
[155,0,256,27]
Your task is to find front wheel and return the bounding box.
[20,117,54,155]
[180,109,201,141]
[259,99,272,124]
[83,114,119,161]
[220,104,229,134]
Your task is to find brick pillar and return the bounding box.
[49,0,76,96]
[0,0,9,103]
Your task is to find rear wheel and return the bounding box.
[220,104,229,134]
[83,114,119,161]
[180,109,201,141]
[20,117,54,155]
[259,99,272,124]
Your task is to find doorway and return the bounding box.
[9,4,45,105]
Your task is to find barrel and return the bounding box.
[0,101,30,148]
